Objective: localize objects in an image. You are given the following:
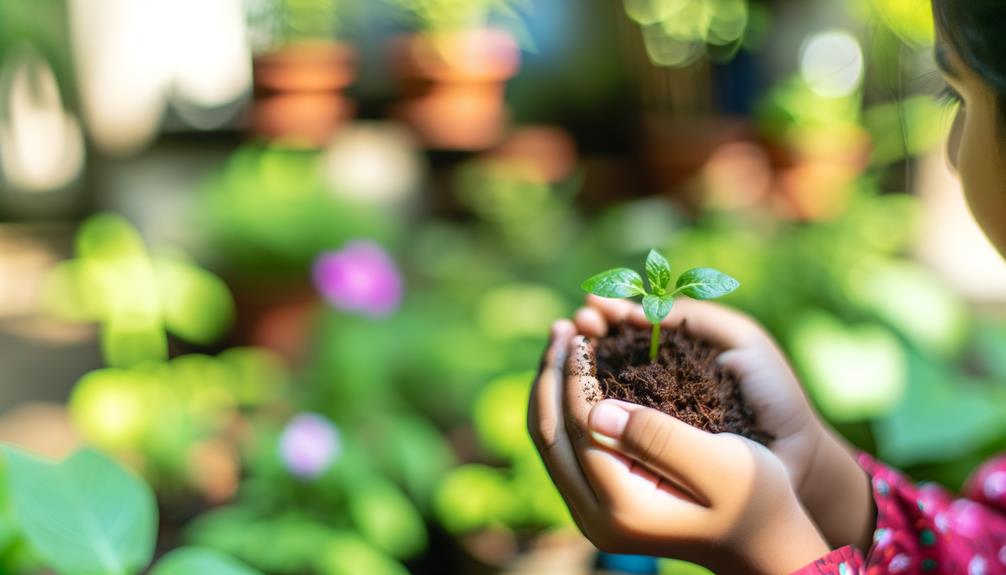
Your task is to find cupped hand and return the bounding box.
[528,321,830,574]
[573,296,874,552]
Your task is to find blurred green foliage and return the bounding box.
[43,214,235,367]
[197,145,398,281]
[386,0,531,34]
[625,0,751,67]
[247,0,349,46]
[9,0,1006,573]
[0,446,263,575]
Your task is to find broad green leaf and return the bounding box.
[511,452,572,528]
[3,447,157,575]
[151,547,262,575]
[873,353,1006,467]
[674,268,740,300]
[847,260,969,356]
[476,284,567,341]
[102,316,168,368]
[155,258,235,345]
[474,372,535,460]
[70,368,157,450]
[642,294,675,325]
[435,465,520,534]
[317,532,410,575]
[347,478,426,559]
[580,268,645,298]
[75,213,148,262]
[376,415,456,509]
[645,250,672,295]
[789,313,907,422]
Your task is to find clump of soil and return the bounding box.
[591,322,772,445]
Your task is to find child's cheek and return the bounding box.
[957,103,1006,258]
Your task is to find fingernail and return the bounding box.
[590,401,629,442]
[550,321,563,339]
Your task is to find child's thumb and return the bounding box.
[589,399,728,497]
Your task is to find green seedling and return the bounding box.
[581,250,740,362]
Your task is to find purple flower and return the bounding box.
[279,413,341,479]
[313,241,403,317]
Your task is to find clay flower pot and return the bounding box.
[390,28,521,151]
[251,41,357,148]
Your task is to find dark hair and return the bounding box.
[932,0,1006,113]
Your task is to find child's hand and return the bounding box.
[573,296,874,551]
[528,322,830,574]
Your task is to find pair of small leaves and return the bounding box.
[579,250,672,299]
[581,250,740,325]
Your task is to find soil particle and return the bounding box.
[591,322,773,445]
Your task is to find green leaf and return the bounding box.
[434,465,521,534]
[642,294,675,325]
[789,313,907,422]
[151,547,262,575]
[645,250,672,295]
[674,268,740,300]
[3,447,157,575]
[317,532,411,575]
[580,268,645,298]
[474,372,535,460]
[873,353,1006,467]
[154,258,235,346]
[347,478,427,560]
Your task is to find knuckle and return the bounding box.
[625,410,673,464]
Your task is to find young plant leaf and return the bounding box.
[581,268,645,298]
[150,547,262,575]
[642,294,675,325]
[675,268,740,300]
[3,446,157,575]
[645,250,672,296]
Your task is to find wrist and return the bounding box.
[723,496,831,575]
[799,425,875,551]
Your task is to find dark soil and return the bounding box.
[591,322,773,445]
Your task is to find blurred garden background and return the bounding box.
[0,0,1003,574]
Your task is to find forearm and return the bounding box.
[798,426,875,552]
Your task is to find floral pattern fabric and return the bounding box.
[791,453,1006,575]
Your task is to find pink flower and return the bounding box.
[279,413,341,479]
[313,241,403,317]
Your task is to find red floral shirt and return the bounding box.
[792,453,1006,575]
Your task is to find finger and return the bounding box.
[574,307,607,338]
[528,320,599,523]
[614,298,760,352]
[563,335,599,448]
[585,294,634,325]
[659,298,761,349]
[716,346,813,440]
[588,399,746,504]
[563,338,707,521]
[530,321,578,449]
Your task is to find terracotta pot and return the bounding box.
[390,28,521,151]
[489,126,579,184]
[251,41,357,148]
[774,125,873,221]
[231,280,320,367]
